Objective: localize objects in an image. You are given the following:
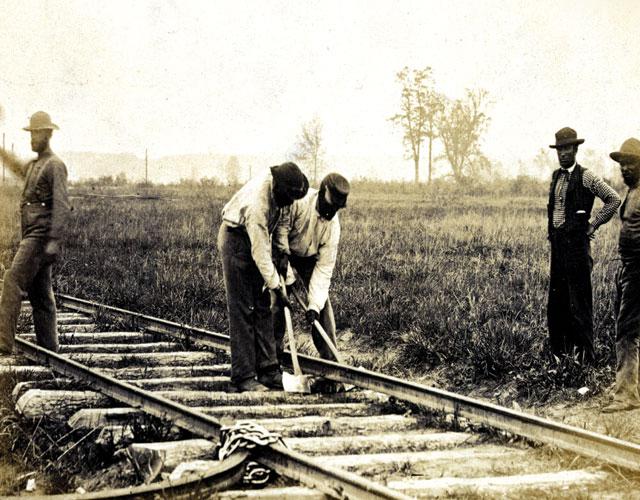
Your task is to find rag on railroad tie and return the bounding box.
[218,421,287,486]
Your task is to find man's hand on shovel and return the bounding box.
[272,283,292,310]
[305,309,319,326]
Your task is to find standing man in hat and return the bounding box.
[603,138,640,413]
[546,127,620,364]
[272,173,350,380]
[0,111,71,355]
[218,162,308,392]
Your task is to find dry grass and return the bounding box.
[0,180,622,404]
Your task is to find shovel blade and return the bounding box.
[282,370,312,394]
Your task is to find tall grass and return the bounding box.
[0,180,622,402]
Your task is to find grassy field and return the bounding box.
[0,178,629,493]
[0,179,623,402]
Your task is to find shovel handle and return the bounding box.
[290,287,343,364]
[280,275,302,376]
[284,305,302,375]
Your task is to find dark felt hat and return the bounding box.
[321,172,350,207]
[610,138,640,163]
[270,162,309,200]
[549,127,584,149]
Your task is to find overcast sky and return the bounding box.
[0,0,638,180]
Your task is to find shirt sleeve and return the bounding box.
[583,169,621,229]
[245,202,280,290]
[0,149,28,180]
[307,221,340,313]
[273,205,292,256]
[46,159,71,240]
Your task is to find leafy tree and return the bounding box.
[390,66,443,183]
[292,116,324,184]
[438,89,490,183]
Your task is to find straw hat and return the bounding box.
[23,111,59,131]
[610,138,640,164]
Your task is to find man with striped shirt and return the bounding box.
[547,127,621,364]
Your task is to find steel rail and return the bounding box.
[255,443,410,500]
[56,292,640,472]
[10,451,249,500]
[16,337,223,440]
[56,294,230,352]
[13,337,409,499]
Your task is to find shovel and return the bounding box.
[280,278,312,394]
[290,287,343,363]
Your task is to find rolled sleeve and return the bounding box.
[584,170,621,229]
[307,223,340,312]
[245,206,280,290]
[273,206,292,256]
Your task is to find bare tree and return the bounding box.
[390,66,443,183]
[293,116,324,183]
[424,87,445,184]
[438,89,490,183]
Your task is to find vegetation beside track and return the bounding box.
[0,178,622,407]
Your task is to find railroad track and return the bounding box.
[1,292,640,498]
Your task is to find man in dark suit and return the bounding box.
[546,127,620,364]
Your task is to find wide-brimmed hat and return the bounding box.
[23,111,59,131]
[610,138,640,163]
[549,127,584,149]
[321,172,350,207]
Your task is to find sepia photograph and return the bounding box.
[1,0,639,497]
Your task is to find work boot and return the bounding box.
[257,367,284,390]
[602,400,640,414]
[229,377,270,393]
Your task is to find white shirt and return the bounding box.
[274,188,341,312]
[221,170,285,290]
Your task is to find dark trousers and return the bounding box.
[273,254,338,363]
[612,260,640,404]
[217,225,278,384]
[547,230,594,362]
[0,237,58,353]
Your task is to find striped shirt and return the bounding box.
[552,164,620,230]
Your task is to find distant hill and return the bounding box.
[60,150,419,184]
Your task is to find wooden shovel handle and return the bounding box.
[290,287,343,364]
[280,275,302,376]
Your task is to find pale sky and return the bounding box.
[0,0,638,180]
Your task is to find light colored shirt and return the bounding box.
[274,188,341,312]
[619,186,640,261]
[552,164,620,230]
[221,170,285,290]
